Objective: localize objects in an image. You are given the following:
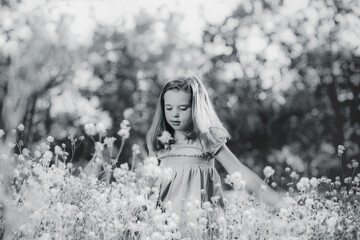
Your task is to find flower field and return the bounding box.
[0,123,359,240]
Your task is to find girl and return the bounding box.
[146,75,283,238]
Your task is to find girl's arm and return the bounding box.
[215,144,283,209]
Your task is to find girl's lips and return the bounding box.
[171,121,180,125]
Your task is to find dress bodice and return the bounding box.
[156,139,215,167]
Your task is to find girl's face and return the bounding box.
[163,90,193,133]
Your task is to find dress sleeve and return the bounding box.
[209,127,228,156]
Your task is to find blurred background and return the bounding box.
[0,0,359,183]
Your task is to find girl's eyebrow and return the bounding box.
[164,104,190,106]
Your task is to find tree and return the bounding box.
[201,0,360,177]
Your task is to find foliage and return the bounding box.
[201,0,360,178]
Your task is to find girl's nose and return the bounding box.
[173,110,179,117]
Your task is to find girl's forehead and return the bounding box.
[164,90,191,104]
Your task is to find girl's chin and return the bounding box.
[171,125,183,130]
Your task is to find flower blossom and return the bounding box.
[18,123,24,131]
[95,122,107,134]
[310,177,320,187]
[123,108,135,119]
[120,162,129,170]
[290,171,299,179]
[46,136,54,143]
[84,123,97,136]
[95,142,104,152]
[22,148,30,156]
[337,145,345,156]
[158,131,173,146]
[34,151,41,158]
[117,129,130,139]
[104,137,116,147]
[351,159,359,168]
[54,146,63,155]
[132,144,140,155]
[263,166,275,178]
[120,119,130,130]
[296,177,310,192]
[224,172,246,191]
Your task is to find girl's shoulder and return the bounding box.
[203,126,229,156]
[208,126,228,143]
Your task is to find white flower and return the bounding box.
[351,160,359,168]
[117,129,130,139]
[326,216,337,228]
[95,122,106,134]
[337,145,345,151]
[263,166,275,178]
[337,145,345,156]
[279,208,289,219]
[104,137,116,147]
[123,108,135,119]
[305,198,314,207]
[120,119,131,130]
[46,136,54,143]
[39,233,51,240]
[151,232,164,240]
[344,177,352,184]
[297,177,310,192]
[132,144,140,155]
[224,172,246,190]
[22,148,30,156]
[34,151,41,158]
[95,142,104,151]
[18,123,24,131]
[310,177,320,187]
[54,146,62,155]
[84,123,97,136]
[43,151,53,161]
[290,171,299,179]
[120,162,129,170]
[158,131,173,145]
[0,129,4,138]
[113,167,124,179]
[218,217,225,224]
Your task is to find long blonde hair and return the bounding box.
[146,75,230,154]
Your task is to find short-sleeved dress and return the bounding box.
[154,129,227,238]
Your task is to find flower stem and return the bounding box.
[114,137,125,164]
[131,154,136,171]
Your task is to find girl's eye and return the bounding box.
[166,108,172,111]
[179,107,188,111]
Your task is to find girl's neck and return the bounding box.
[174,131,189,141]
